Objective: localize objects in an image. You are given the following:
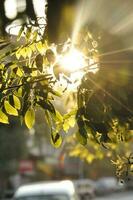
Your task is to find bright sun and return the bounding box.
[60,48,86,72]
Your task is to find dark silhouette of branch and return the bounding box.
[1,76,55,92]
[0,0,10,35]
[25,0,36,20]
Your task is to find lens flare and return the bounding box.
[60,48,86,72]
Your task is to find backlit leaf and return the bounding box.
[55,110,63,122]
[16,68,23,77]
[0,109,9,124]
[24,107,35,129]
[63,122,70,132]
[68,116,75,127]
[27,47,32,58]
[51,131,62,148]
[16,49,21,59]
[13,95,21,110]
[4,101,18,116]
[36,41,45,54]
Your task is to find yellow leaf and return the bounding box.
[0,64,4,70]
[16,49,21,59]
[20,47,27,59]
[68,117,75,128]
[13,95,21,110]
[31,70,37,77]
[0,110,9,124]
[10,64,17,70]
[16,68,23,77]
[30,43,36,51]
[55,111,63,122]
[14,87,22,97]
[32,31,38,41]
[63,122,70,132]
[4,101,18,116]
[51,131,62,148]
[36,41,45,54]
[24,107,35,129]
[27,48,32,58]
[25,27,32,41]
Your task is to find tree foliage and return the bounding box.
[0,21,78,148]
[0,0,133,182]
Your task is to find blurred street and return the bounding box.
[0,0,133,200]
[95,191,133,200]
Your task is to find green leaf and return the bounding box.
[63,121,70,132]
[68,117,76,128]
[17,26,24,41]
[0,109,9,124]
[15,87,23,97]
[55,110,63,122]
[51,131,62,148]
[25,27,32,41]
[4,101,18,116]
[13,95,21,110]
[16,48,21,59]
[49,89,62,97]
[76,127,88,146]
[33,30,38,41]
[64,109,77,120]
[20,47,27,59]
[63,117,76,132]
[27,47,32,58]
[0,63,4,70]
[36,41,44,54]
[16,67,23,77]
[24,107,35,129]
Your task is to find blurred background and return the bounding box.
[0,0,133,200]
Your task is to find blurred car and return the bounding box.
[95,177,124,196]
[74,179,95,199]
[13,180,79,200]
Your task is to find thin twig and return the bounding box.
[1,76,54,92]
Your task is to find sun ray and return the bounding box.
[98,47,133,57]
[87,75,133,116]
[72,0,100,45]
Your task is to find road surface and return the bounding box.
[95,191,133,200]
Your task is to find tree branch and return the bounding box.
[1,76,55,92]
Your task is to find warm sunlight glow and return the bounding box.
[60,48,86,72]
